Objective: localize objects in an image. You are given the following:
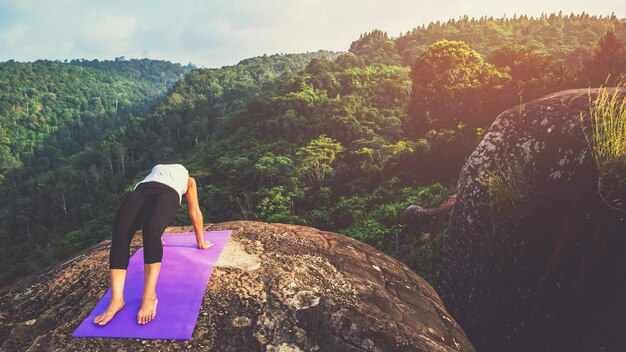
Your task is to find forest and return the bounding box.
[1,12,625,288]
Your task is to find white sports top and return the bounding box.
[134,164,189,204]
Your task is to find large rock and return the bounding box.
[0,221,474,351]
[440,88,626,351]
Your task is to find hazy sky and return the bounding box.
[1,0,625,68]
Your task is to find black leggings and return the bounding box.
[109,181,181,269]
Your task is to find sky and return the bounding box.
[0,0,625,69]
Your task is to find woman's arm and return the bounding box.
[185,177,212,249]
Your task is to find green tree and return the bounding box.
[406,40,507,136]
[580,29,626,86]
[254,153,295,187]
[296,134,344,186]
[349,29,402,66]
[488,42,572,108]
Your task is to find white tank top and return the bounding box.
[134,164,189,204]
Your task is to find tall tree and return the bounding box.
[580,30,626,86]
[296,134,344,186]
[488,42,573,108]
[349,29,402,66]
[405,40,507,136]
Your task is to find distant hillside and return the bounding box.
[68,57,193,90]
[0,59,191,180]
[350,12,626,69]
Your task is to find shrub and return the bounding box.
[582,84,626,209]
[476,155,535,216]
[407,227,447,286]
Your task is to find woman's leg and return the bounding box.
[137,190,180,324]
[95,191,148,326]
[109,191,148,269]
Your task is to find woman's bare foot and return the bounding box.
[137,296,158,324]
[94,297,126,326]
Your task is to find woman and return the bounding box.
[93,164,213,326]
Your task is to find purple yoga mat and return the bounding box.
[72,230,233,340]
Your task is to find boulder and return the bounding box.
[400,195,457,237]
[440,88,626,351]
[0,221,475,351]
[399,205,430,231]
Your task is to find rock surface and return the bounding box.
[0,221,474,352]
[440,88,626,351]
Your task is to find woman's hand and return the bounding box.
[197,240,213,249]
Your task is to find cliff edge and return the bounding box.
[0,221,474,352]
